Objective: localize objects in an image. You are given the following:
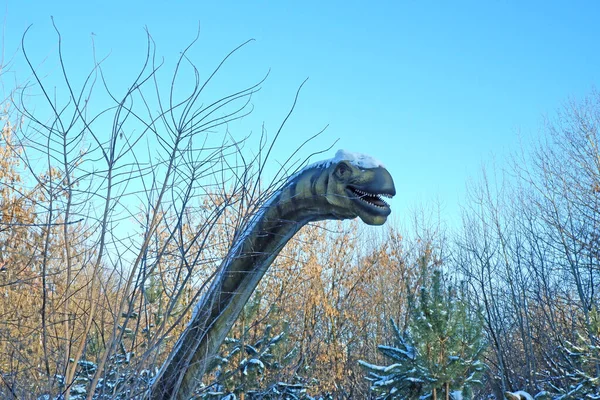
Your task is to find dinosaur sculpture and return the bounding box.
[149,150,396,400]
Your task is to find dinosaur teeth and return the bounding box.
[351,188,391,208]
[358,197,389,208]
[353,189,393,199]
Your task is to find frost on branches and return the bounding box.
[547,306,600,399]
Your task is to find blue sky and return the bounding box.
[4,1,600,228]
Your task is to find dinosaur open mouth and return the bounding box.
[348,187,393,209]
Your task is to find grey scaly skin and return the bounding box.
[149,153,396,400]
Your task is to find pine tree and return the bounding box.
[360,269,486,400]
[550,306,600,399]
[359,318,425,399]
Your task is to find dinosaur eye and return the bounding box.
[335,161,352,179]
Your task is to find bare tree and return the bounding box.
[513,91,600,382]
[0,19,405,400]
[1,22,320,399]
[453,90,600,397]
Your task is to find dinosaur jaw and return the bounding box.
[346,185,394,225]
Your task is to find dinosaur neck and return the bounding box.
[212,165,334,329]
[152,166,333,400]
[232,165,333,270]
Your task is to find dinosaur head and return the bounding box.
[325,154,396,226]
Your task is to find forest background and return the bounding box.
[0,1,599,399]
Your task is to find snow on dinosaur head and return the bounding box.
[305,149,385,170]
[320,149,395,226]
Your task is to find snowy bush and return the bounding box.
[360,269,487,399]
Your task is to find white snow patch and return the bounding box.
[300,149,385,173]
[516,391,534,400]
[507,391,534,400]
[330,149,385,168]
[242,358,265,375]
[358,360,387,372]
[248,358,265,367]
[287,149,386,184]
[450,390,463,400]
[383,363,402,373]
[70,384,87,395]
